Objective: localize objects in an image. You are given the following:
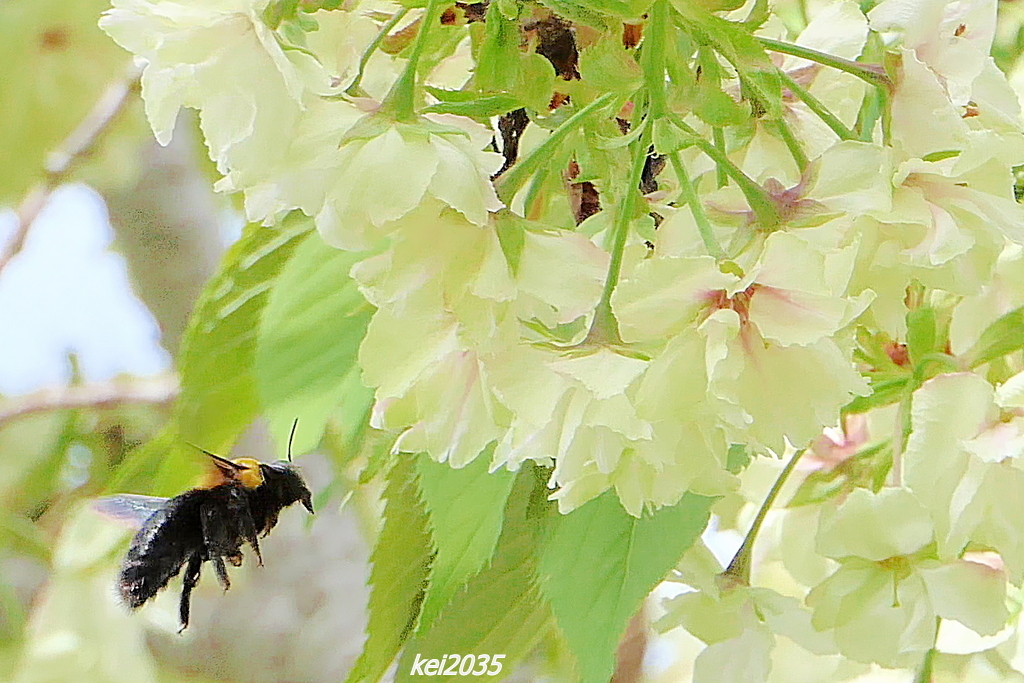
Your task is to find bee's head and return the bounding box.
[259,461,314,514]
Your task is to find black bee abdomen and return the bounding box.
[118,490,207,608]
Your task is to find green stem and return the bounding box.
[712,128,728,188]
[913,620,940,683]
[772,117,808,172]
[346,8,410,96]
[667,111,780,230]
[759,37,892,91]
[381,0,443,120]
[642,0,669,116]
[495,92,618,204]
[777,69,857,141]
[588,119,652,344]
[669,152,724,259]
[891,380,916,487]
[723,448,804,586]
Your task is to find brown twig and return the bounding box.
[0,374,179,427]
[0,65,142,279]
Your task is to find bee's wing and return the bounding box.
[92,494,170,528]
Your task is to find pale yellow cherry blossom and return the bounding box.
[315,114,504,250]
[100,0,327,172]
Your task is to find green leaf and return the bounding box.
[348,456,433,683]
[514,53,558,113]
[788,442,892,507]
[578,39,643,96]
[906,307,940,367]
[538,0,651,22]
[396,466,556,683]
[475,2,520,93]
[537,492,714,683]
[255,231,374,455]
[423,93,523,118]
[726,443,751,474]
[494,213,527,275]
[674,5,781,119]
[963,306,1024,369]
[843,374,909,414]
[415,449,517,631]
[175,213,311,450]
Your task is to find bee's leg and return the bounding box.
[179,552,202,632]
[239,500,263,567]
[212,555,231,592]
[246,524,263,567]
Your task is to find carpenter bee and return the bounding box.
[95,421,314,630]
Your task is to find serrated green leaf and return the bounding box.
[578,40,643,96]
[963,306,1024,369]
[415,449,517,631]
[424,94,523,118]
[537,491,713,683]
[396,466,556,683]
[348,456,433,683]
[255,232,374,456]
[174,213,311,451]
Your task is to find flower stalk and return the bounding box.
[381,0,443,120]
[722,448,805,586]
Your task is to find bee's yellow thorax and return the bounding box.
[231,458,264,488]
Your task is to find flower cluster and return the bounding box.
[102,0,1024,676]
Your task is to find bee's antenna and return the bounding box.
[287,419,299,463]
[186,443,247,470]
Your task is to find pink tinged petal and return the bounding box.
[612,256,737,343]
[517,231,608,323]
[910,201,974,266]
[919,559,1009,636]
[905,373,994,500]
[964,418,1024,463]
[393,351,504,468]
[748,286,851,346]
